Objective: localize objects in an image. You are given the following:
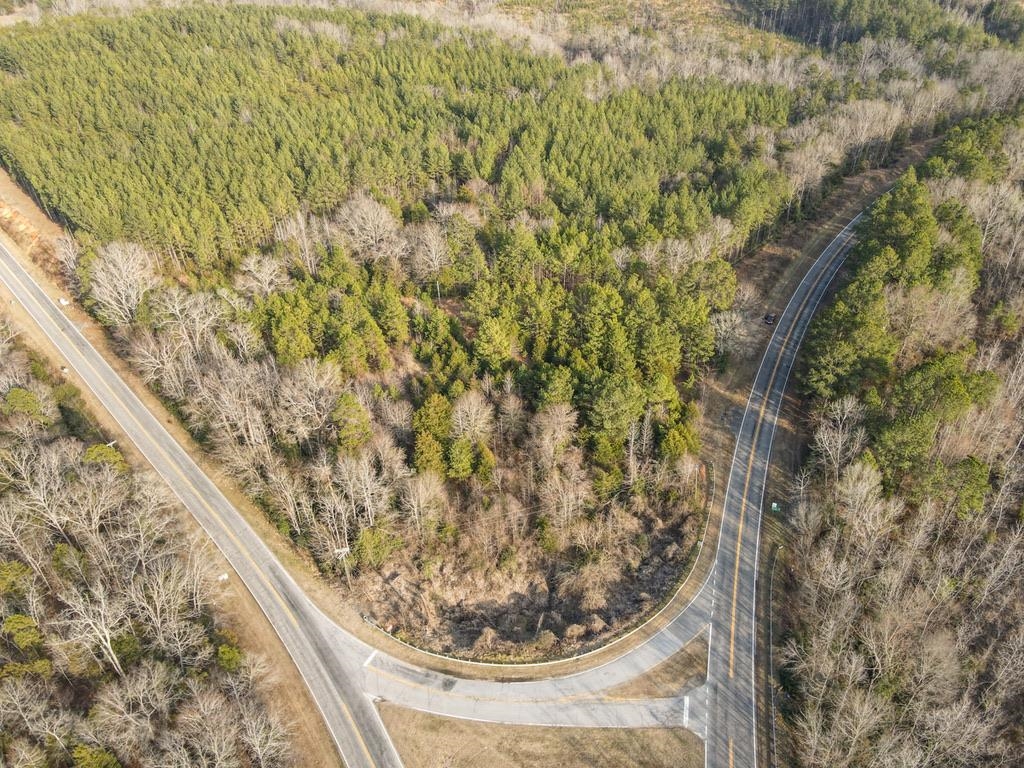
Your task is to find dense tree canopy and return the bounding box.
[745,0,1000,51]
[6,1,1018,658]
[0,4,803,654]
[0,6,792,272]
[0,323,290,768]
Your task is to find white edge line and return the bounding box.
[745,217,862,767]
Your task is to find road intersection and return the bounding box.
[0,209,864,767]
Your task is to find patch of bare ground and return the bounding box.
[606,631,707,699]
[0,184,344,768]
[378,703,705,768]
[356,481,706,663]
[0,6,37,28]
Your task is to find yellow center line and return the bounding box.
[729,737,735,768]
[727,229,854,677]
[0,253,382,768]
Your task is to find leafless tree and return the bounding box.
[529,402,577,473]
[87,241,160,327]
[149,287,225,360]
[55,235,80,285]
[272,359,343,448]
[404,221,451,298]
[539,449,590,530]
[813,396,866,484]
[450,389,494,442]
[0,677,77,752]
[239,704,291,768]
[884,270,976,367]
[332,191,403,267]
[4,738,47,768]
[237,254,289,298]
[335,450,392,528]
[400,471,445,533]
[57,580,133,677]
[711,310,744,356]
[90,661,179,758]
[374,394,413,440]
[175,680,243,768]
[274,205,326,276]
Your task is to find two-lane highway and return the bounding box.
[0,242,404,768]
[0,203,868,768]
[704,215,862,768]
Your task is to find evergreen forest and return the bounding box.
[0,1,1018,661]
[0,4,807,656]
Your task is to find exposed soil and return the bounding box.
[378,702,705,768]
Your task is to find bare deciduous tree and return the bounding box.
[57,580,133,677]
[332,191,403,266]
[400,471,445,533]
[90,661,179,759]
[87,242,160,327]
[450,389,494,442]
[404,221,451,298]
[272,359,343,448]
[813,396,867,484]
[529,402,577,472]
[239,704,291,768]
[237,254,289,298]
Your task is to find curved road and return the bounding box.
[0,209,864,768]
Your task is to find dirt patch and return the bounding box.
[378,702,704,768]
[0,6,38,28]
[607,631,707,699]
[357,492,707,662]
[0,169,62,268]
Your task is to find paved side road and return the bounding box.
[0,205,866,768]
[348,213,864,767]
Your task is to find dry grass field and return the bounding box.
[378,703,705,768]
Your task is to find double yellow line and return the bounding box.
[726,223,858,677]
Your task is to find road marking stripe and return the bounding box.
[0,249,385,768]
[726,224,858,678]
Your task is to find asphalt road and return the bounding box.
[0,243,403,768]
[703,213,862,768]
[0,208,864,768]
